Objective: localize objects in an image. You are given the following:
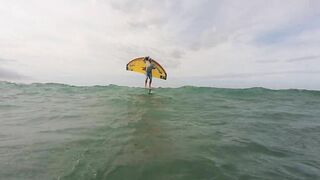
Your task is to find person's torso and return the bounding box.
[146,61,154,73]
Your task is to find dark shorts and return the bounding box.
[146,71,152,80]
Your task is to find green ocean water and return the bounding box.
[0,81,320,180]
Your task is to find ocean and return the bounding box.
[0,81,319,180]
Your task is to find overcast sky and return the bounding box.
[0,0,320,89]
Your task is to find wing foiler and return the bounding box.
[126,57,167,80]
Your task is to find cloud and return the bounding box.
[0,57,13,64]
[0,67,24,80]
[208,70,320,79]
[285,55,320,62]
[255,55,320,64]
[255,59,280,63]
[0,57,26,80]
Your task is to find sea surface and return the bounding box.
[0,81,320,180]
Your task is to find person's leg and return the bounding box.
[145,77,148,88]
[146,72,152,88]
[149,78,152,89]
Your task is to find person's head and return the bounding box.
[145,56,151,62]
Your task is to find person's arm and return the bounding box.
[151,63,162,73]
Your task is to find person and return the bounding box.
[144,56,155,89]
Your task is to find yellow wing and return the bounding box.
[126,57,167,80]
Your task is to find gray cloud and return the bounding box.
[0,57,25,80]
[110,0,184,14]
[109,0,143,13]
[206,70,320,79]
[256,55,320,64]
[285,55,320,62]
[109,0,227,51]
[170,49,184,59]
[128,18,167,30]
[0,67,24,80]
[255,59,280,63]
[110,0,172,27]
[0,57,16,63]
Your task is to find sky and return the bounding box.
[0,0,320,89]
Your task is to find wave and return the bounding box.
[1,81,320,95]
